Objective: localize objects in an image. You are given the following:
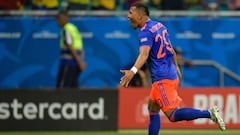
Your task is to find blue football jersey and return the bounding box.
[138,20,178,83]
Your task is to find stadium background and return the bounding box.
[0,0,240,133]
[1,16,240,88]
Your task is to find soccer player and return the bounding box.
[120,3,226,135]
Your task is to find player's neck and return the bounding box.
[140,17,150,28]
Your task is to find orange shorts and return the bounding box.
[149,78,182,112]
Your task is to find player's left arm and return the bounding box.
[173,50,182,79]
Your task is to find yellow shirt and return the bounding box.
[68,0,89,4]
[100,0,115,10]
[91,0,115,10]
[32,0,58,8]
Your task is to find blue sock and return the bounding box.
[148,112,160,135]
[169,108,211,122]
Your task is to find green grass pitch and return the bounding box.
[0,130,240,135]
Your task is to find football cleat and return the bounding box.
[209,106,226,131]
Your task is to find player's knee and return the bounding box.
[148,99,160,112]
[165,109,177,122]
[168,117,176,122]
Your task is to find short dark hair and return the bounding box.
[131,3,149,16]
[57,10,69,17]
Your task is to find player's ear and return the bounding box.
[138,15,141,20]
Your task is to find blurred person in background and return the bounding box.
[228,0,240,10]
[0,0,26,10]
[32,0,59,10]
[129,63,151,87]
[174,47,194,67]
[161,0,184,10]
[174,47,194,87]
[120,3,225,135]
[91,0,116,10]
[67,0,89,10]
[56,11,86,88]
[149,0,161,10]
[200,0,227,10]
[184,0,202,11]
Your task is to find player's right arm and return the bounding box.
[120,30,152,87]
[120,46,150,87]
[133,46,151,71]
